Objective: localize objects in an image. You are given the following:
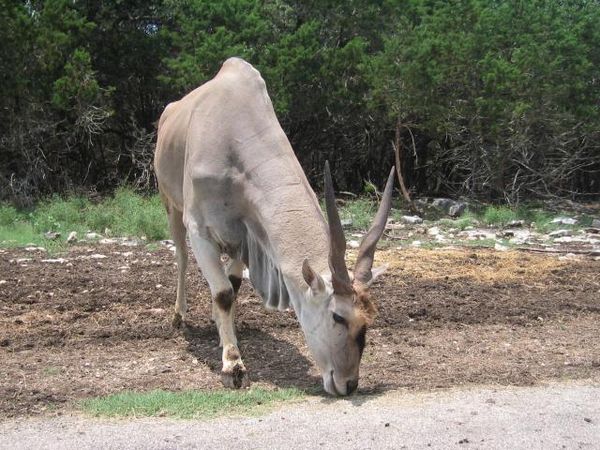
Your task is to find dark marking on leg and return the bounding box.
[172,312,184,329]
[215,288,235,312]
[225,346,241,361]
[229,275,242,295]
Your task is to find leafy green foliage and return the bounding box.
[0,204,21,227]
[0,0,598,203]
[369,0,600,200]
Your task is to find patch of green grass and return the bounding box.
[145,242,160,252]
[457,238,499,248]
[0,187,169,249]
[476,204,586,233]
[437,211,478,230]
[98,188,168,241]
[80,388,304,419]
[339,198,376,230]
[0,221,42,247]
[481,206,518,226]
[417,240,447,249]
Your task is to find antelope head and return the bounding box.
[301,162,395,396]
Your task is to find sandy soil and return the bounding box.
[1,244,599,418]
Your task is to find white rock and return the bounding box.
[401,215,423,224]
[508,230,532,245]
[41,258,68,264]
[549,229,572,238]
[120,239,141,246]
[457,229,496,240]
[495,243,509,251]
[24,246,46,252]
[431,198,454,210]
[449,203,466,217]
[85,232,102,240]
[427,226,441,236]
[0,280,7,285]
[553,236,574,243]
[551,217,577,225]
[506,220,525,228]
[558,253,580,261]
[411,240,422,247]
[386,222,405,230]
[66,231,77,243]
[99,238,118,245]
[89,254,108,259]
[348,240,360,249]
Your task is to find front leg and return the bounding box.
[213,287,249,388]
[188,231,249,388]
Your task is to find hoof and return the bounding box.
[221,364,250,389]
[171,312,185,329]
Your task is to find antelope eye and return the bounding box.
[332,313,347,325]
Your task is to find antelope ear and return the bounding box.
[354,264,388,288]
[367,264,388,286]
[302,259,326,295]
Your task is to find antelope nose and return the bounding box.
[346,379,358,395]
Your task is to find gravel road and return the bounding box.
[1,383,598,449]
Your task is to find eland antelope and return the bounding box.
[154,57,394,396]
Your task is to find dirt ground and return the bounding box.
[1,243,599,418]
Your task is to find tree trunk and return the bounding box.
[394,118,418,213]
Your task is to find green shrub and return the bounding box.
[32,196,90,233]
[482,206,518,226]
[0,204,21,227]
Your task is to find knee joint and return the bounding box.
[214,287,235,312]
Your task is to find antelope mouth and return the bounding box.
[325,370,343,396]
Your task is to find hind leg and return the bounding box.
[171,209,189,328]
[188,231,249,389]
[160,195,189,328]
